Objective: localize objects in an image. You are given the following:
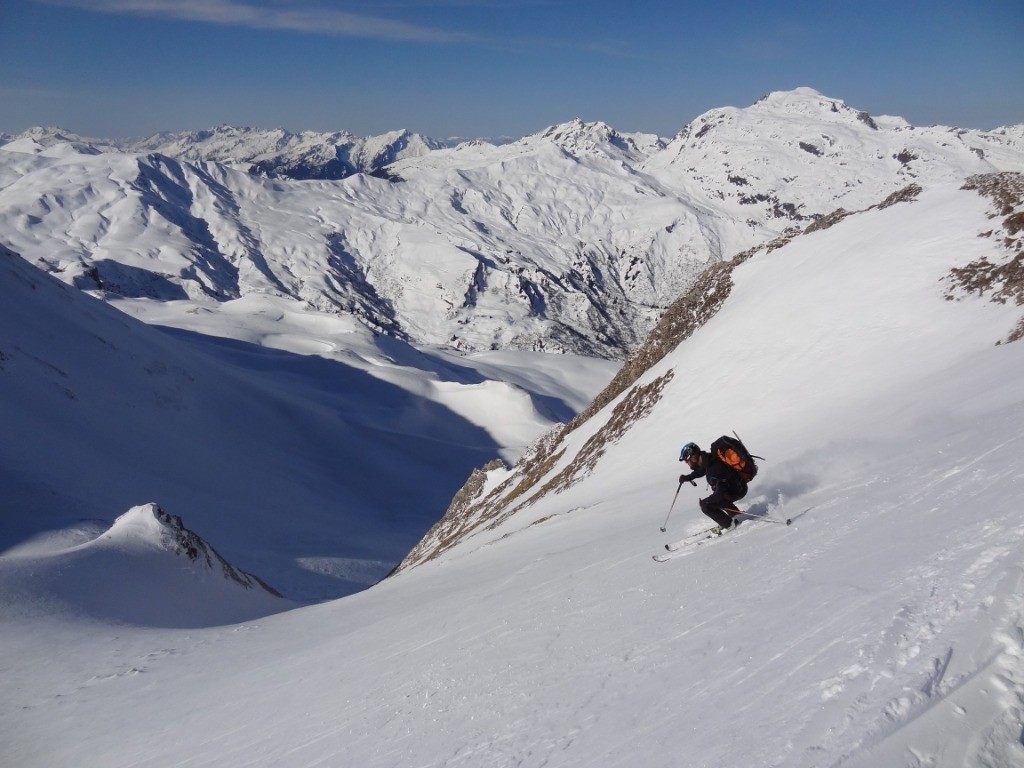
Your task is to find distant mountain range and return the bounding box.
[3,88,1023,358]
[0,124,514,180]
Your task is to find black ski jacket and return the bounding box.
[681,450,746,497]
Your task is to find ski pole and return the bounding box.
[660,484,681,532]
[732,430,765,461]
[660,479,695,532]
[728,507,792,526]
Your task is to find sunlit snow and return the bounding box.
[2,90,1023,767]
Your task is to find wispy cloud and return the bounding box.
[39,0,477,43]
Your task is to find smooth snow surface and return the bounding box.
[2,179,1023,767]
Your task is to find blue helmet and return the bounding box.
[680,442,700,462]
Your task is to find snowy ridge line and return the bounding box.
[3,89,1023,361]
[5,124,451,180]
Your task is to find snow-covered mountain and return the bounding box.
[646,88,1024,223]
[8,124,449,179]
[3,88,1022,359]
[3,166,1022,767]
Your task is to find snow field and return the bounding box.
[2,95,1024,765]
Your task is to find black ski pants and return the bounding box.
[699,483,747,527]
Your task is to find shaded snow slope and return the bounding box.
[2,178,1022,767]
[0,247,612,600]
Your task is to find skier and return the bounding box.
[678,441,747,533]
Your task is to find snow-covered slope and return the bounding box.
[3,89,1021,359]
[0,244,613,600]
[399,173,1024,568]
[3,173,1022,766]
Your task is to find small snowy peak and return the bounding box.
[102,502,176,547]
[103,504,282,596]
[354,128,436,168]
[0,504,288,627]
[16,125,101,145]
[1,127,110,157]
[533,118,663,162]
[0,137,48,155]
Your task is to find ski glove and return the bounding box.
[679,474,697,486]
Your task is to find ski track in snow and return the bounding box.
[782,453,1024,768]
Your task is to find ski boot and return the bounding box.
[711,520,735,536]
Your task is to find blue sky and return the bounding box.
[2,0,1022,139]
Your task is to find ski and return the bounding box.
[663,513,788,552]
[663,525,719,551]
[652,530,723,561]
[653,512,791,562]
[733,508,792,526]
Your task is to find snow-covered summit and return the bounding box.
[0,129,105,158]
[102,503,282,595]
[2,89,1022,360]
[750,86,899,127]
[13,125,104,144]
[533,117,665,162]
[644,87,1024,228]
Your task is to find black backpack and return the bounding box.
[710,434,760,483]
